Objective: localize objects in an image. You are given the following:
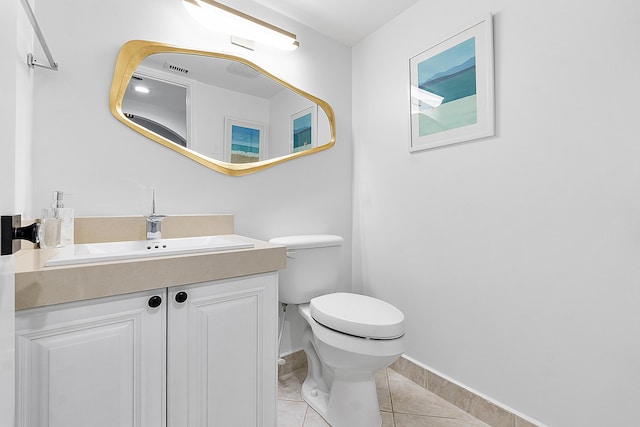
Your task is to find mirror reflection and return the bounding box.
[110,41,336,176]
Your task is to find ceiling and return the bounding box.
[249,0,421,46]
[139,53,286,98]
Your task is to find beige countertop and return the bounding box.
[15,234,286,311]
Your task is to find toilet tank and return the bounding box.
[269,235,343,304]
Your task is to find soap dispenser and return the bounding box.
[52,191,74,246]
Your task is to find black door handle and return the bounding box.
[148,295,162,308]
[175,291,188,303]
[2,215,39,256]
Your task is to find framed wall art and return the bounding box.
[290,106,316,154]
[409,15,494,152]
[224,118,266,164]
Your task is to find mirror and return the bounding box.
[109,40,336,176]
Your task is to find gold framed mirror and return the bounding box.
[109,40,336,176]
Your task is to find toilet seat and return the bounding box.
[310,293,405,339]
[299,304,406,358]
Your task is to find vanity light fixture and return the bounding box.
[182,0,299,51]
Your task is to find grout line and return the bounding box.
[385,368,396,419]
[390,367,398,427]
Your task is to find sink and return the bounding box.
[44,235,254,267]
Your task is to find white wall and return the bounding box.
[28,0,352,354]
[353,0,640,425]
[0,0,18,423]
[1,0,34,425]
[190,81,270,160]
[268,89,315,158]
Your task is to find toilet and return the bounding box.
[269,235,406,427]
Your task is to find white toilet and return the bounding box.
[269,235,406,427]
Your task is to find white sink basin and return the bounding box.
[44,235,254,267]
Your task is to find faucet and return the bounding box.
[145,190,166,241]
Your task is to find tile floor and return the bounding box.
[278,367,490,427]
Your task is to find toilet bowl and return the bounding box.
[299,298,405,427]
[269,235,406,427]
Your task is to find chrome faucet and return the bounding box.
[146,190,166,241]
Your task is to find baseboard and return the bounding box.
[279,350,544,427]
[390,355,544,427]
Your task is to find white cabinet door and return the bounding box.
[167,273,278,427]
[15,290,166,427]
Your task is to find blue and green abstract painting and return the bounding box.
[418,37,477,136]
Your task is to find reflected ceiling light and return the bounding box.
[411,86,444,109]
[134,86,150,94]
[183,0,299,51]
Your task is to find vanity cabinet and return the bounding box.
[15,289,166,427]
[15,272,278,427]
[167,274,278,426]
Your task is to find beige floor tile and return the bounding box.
[278,399,308,427]
[376,369,393,412]
[278,367,491,427]
[381,411,395,427]
[302,407,331,427]
[395,413,490,427]
[278,369,307,401]
[388,369,478,421]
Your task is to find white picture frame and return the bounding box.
[290,106,317,154]
[223,118,267,163]
[409,15,495,152]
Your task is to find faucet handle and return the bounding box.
[146,190,166,240]
[146,213,166,240]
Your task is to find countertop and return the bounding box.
[15,235,286,310]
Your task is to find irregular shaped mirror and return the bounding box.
[110,40,336,176]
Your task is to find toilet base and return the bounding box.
[296,303,405,427]
[301,372,381,427]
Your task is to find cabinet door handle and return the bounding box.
[148,295,163,308]
[175,291,188,303]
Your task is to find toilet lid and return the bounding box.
[310,293,405,339]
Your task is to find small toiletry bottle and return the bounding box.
[39,207,61,248]
[53,191,74,246]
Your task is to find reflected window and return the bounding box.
[122,74,188,146]
[125,113,187,147]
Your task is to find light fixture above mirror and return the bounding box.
[182,0,299,51]
[109,40,336,176]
